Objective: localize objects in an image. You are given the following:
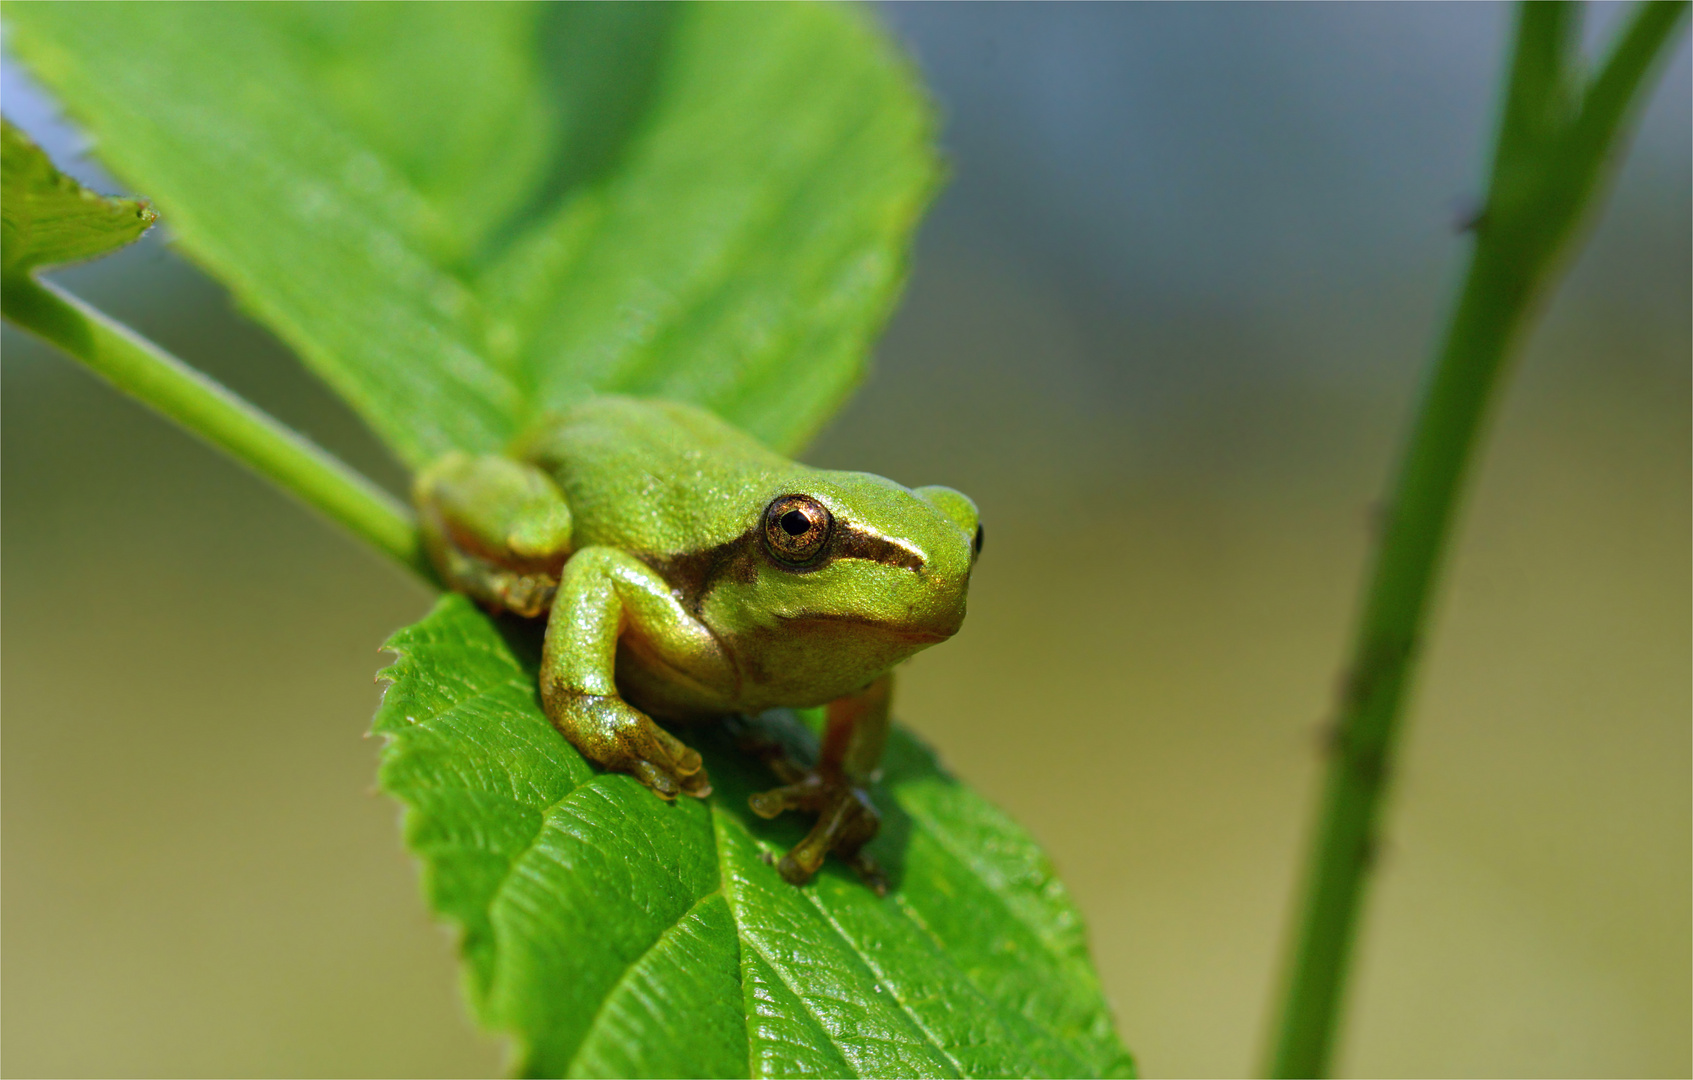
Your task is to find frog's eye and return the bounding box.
[973,523,985,557]
[763,494,833,566]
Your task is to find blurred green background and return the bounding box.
[3,4,1687,1077]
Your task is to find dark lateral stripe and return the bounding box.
[645,529,761,612]
[835,524,926,570]
[645,520,924,607]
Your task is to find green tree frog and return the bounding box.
[414,396,981,890]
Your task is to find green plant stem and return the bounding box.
[1266,3,1688,1076]
[3,274,434,582]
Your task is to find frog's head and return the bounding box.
[699,470,982,706]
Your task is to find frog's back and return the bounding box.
[517,397,800,556]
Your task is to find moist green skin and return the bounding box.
[414,395,980,888]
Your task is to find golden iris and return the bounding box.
[763,494,832,565]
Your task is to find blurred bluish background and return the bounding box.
[3,4,1687,1076]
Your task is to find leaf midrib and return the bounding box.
[796,882,969,1079]
[562,885,728,1077]
[571,65,890,402]
[712,810,852,1077]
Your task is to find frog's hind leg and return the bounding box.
[748,675,892,895]
[414,451,573,617]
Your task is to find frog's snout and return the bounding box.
[912,485,980,541]
[912,606,966,642]
[911,484,982,570]
[904,562,971,642]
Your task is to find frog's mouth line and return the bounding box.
[775,612,960,644]
[899,628,954,644]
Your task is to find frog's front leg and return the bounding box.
[415,452,573,618]
[749,675,892,894]
[541,547,729,800]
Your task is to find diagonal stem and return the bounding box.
[3,273,435,583]
[1265,3,1688,1076]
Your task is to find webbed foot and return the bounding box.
[734,678,893,893]
[750,767,887,894]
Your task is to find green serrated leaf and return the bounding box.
[376,596,1134,1080]
[5,1,940,461]
[0,118,155,278]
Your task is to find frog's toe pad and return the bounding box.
[630,759,711,800]
[748,781,815,819]
[629,752,712,801]
[776,846,888,897]
[557,692,712,801]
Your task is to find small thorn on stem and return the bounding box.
[1450,195,1487,234]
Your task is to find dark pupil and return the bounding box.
[781,509,812,537]
[974,523,985,554]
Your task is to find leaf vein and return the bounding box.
[564,887,725,1076]
[899,799,1083,968]
[715,813,869,1077]
[891,806,1110,1058]
[800,890,967,1078]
